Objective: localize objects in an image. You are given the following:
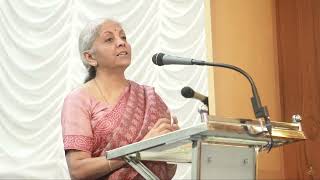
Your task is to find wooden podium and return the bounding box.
[106,109,306,179]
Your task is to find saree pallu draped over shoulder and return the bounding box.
[103,82,176,180]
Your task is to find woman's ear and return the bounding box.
[84,51,97,67]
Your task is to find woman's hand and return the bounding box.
[143,117,179,140]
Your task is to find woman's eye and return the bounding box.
[105,38,113,42]
[121,36,127,40]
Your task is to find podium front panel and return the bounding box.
[200,143,255,180]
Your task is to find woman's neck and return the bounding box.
[94,69,128,94]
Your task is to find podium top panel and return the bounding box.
[205,116,306,143]
[106,116,306,160]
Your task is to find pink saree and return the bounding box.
[62,81,176,180]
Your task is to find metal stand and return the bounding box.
[191,136,202,179]
[123,154,160,180]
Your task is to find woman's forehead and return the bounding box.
[100,21,124,34]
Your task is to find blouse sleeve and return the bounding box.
[61,90,94,153]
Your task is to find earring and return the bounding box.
[92,62,97,67]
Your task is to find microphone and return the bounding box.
[152,53,207,66]
[152,52,268,120]
[181,86,209,107]
[152,52,273,151]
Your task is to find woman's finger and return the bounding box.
[156,123,173,132]
[153,118,171,128]
[171,124,180,130]
[159,129,171,135]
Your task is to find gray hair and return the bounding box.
[78,18,116,69]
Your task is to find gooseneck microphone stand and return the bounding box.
[191,60,274,151]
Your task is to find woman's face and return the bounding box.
[90,21,132,71]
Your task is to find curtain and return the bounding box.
[0,0,209,178]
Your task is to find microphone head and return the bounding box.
[181,86,194,98]
[152,53,165,66]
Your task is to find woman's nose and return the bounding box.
[116,37,126,47]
